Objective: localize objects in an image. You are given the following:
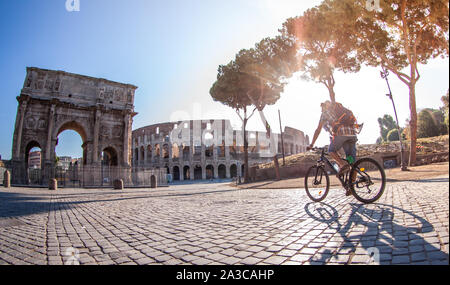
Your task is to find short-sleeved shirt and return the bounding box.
[320,103,357,136]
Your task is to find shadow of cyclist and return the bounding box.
[304,202,448,265]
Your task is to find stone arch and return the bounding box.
[173,166,180,181]
[140,146,145,164]
[183,165,190,180]
[102,146,119,166]
[218,164,226,179]
[53,120,90,165]
[54,120,89,144]
[134,148,139,165]
[206,165,214,179]
[147,145,153,161]
[154,144,161,158]
[194,165,202,180]
[230,164,237,178]
[162,144,169,159]
[172,143,179,159]
[182,144,190,160]
[24,140,43,185]
[11,67,136,185]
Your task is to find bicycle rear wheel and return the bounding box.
[305,165,330,202]
[349,158,386,204]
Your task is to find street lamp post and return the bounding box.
[378,60,408,171]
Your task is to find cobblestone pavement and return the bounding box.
[0,176,448,265]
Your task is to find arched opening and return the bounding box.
[55,127,85,187]
[162,144,169,159]
[218,164,226,179]
[182,144,190,160]
[204,132,214,158]
[101,147,118,186]
[172,143,179,159]
[140,146,145,164]
[205,145,214,158]
[206,165,214,179]
[52,127,84,187]
[154,144,161,160]
[194,165,202,180]
[102,147,118,166]
[134,148,139,166]
[241,164,245,177]
[147,145,152,162]
[173,166,180,181]
[230,164,237,178]
[218,140,225,158]
[25,141,42,185]
[183,165,190,180]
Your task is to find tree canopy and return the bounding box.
[328,0,449,165]
[281,2,361,102]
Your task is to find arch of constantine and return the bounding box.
[11,67,136,186]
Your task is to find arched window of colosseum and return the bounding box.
[140,146,145,162]
[147,145,152,161]
[163,144,169,159]
[204,132,214,147]
[218,140,225,157]
[172,143,179,159]
[154,144,160,157]
[182,144,190,160]
[183,165,190,180]
[206,165,214,179]
[134,148,139,165]
[205,145,213,158]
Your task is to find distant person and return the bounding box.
[309,100,362,178]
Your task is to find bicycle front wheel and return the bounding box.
[349,158,386,204]
[305,165,330,202]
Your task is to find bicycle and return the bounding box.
[304,147,386,204]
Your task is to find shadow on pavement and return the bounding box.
[304,202,449,265]
[386,177,449,183]
[0,186,244,218]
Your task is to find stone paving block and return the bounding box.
[411,252,427,262]
[391,255,410,264]
[263,256,287,265]
[426,250,448,261]
[290,254,312,263]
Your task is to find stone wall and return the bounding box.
[250,135,449,183]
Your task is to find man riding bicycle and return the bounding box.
[309,100,362,179]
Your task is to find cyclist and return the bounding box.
[308,100,362,180]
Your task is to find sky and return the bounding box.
[0,0,448,160]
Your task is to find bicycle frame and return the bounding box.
[315,148,351,189]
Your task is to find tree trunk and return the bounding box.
[408,82,418,166]
[327,85,336,103]
[243,118,249,183]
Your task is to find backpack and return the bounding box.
[329,102,358,134]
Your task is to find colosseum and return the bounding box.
[132,119,309,181]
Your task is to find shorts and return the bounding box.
[328,135,357,161]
